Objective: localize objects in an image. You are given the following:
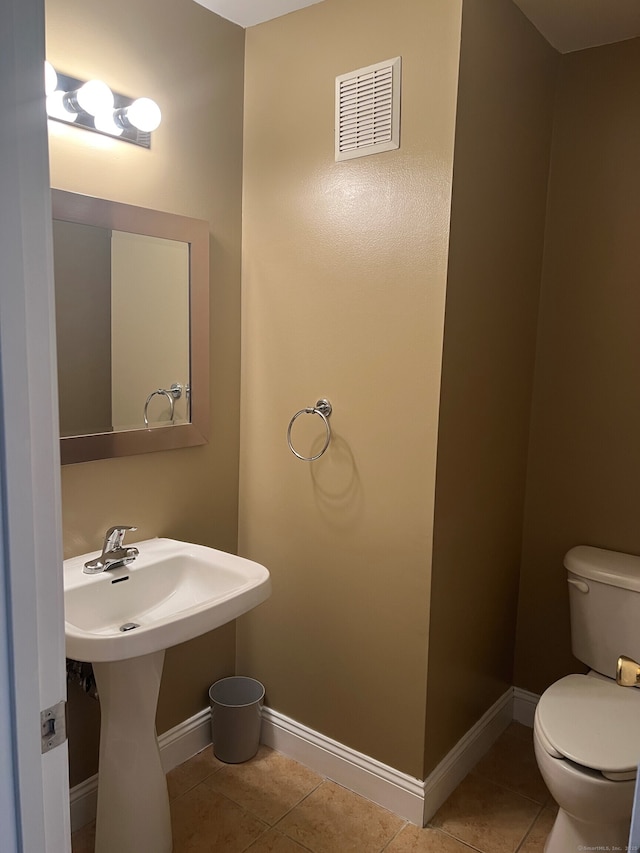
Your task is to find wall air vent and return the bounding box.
[335,57,401,162]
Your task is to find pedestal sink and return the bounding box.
[63,537,271,853]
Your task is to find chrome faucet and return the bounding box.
[83,525,139,574]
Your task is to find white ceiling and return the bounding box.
[513,0,640,53]
[192,0,325,28]
[194,0,640,54]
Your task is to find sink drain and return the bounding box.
[119,622,140,632]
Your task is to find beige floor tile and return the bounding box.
[204,745,323,825]
[518,806,557,853]
[429,773,540,853]
[384,824,476,852]
[246,827,313,852]
[71,821,95,853]
[171,782,268,852]
[472,723,550,804]
[276,780,404,853]
[72,732,554,853]
[167,745,225,800]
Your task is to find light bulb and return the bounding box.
[46,90,77,122]
[76,80,114,117]
[44,61,57,96]
[125,98,161,132]
[93,112,123,137]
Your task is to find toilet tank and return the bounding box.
[565,545,640,679]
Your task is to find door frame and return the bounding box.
[0,0,70,849]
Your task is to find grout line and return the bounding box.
[379,821,408,851]
[241,825,270,853]
[269,781,331,853]
[273,778,408,853]
[285,836,316,853]
[271,779,327,832]
[242,825,318,853]
[209,790,271,845]
[425,825,487,853]
[205,771,326,830]
[167,755,225,803]
[279,830,316,853]
[467,767,550,808]
[514,801,546,853]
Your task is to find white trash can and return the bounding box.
[209,676,265,763]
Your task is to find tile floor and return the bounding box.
[72,722,555,852]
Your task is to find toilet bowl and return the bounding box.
[534,675,639,852]
[532,546,640,853]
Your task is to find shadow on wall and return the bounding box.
[309,434,364,530]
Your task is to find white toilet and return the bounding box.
[534,545,640,852]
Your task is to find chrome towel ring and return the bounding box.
[143,383,184,427]
[287,399,332,461]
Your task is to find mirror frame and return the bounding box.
[52,189,209,465]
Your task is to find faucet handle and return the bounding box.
[103,525,137,551]
[616,655,640,687]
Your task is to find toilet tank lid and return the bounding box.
[565,545,640,592]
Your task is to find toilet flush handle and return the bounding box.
[567,578,589,593]
[617,655,640,687]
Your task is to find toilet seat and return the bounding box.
[536,674,640,781]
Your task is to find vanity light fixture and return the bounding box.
[44,61,57,96]
[44,63,161,148]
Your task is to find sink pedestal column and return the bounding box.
[93,650,172,853]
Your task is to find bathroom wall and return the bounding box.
[238,0,463,779]
[46,0,245,785]
[515,36,640,695]
[424,0,557,772]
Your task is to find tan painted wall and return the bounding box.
[515,37,640,695]
[424,0,558,772]
[238,0,462,779]
[46,0,245,786]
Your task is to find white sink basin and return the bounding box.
[64,536,271,662]
[64,536,271,853]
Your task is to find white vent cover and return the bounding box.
[335,57,401,162]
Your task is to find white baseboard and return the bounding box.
[513,687,539,728]
[260,707,426,825]
[158,707,212,773]
[69,775,100,835]
[262,688,513,827]
[69,707,212,832]
[422,688,513,824]
[70,685,539,833]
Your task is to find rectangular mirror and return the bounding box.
[52,189,209,464]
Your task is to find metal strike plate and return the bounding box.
[41,699,67,754]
